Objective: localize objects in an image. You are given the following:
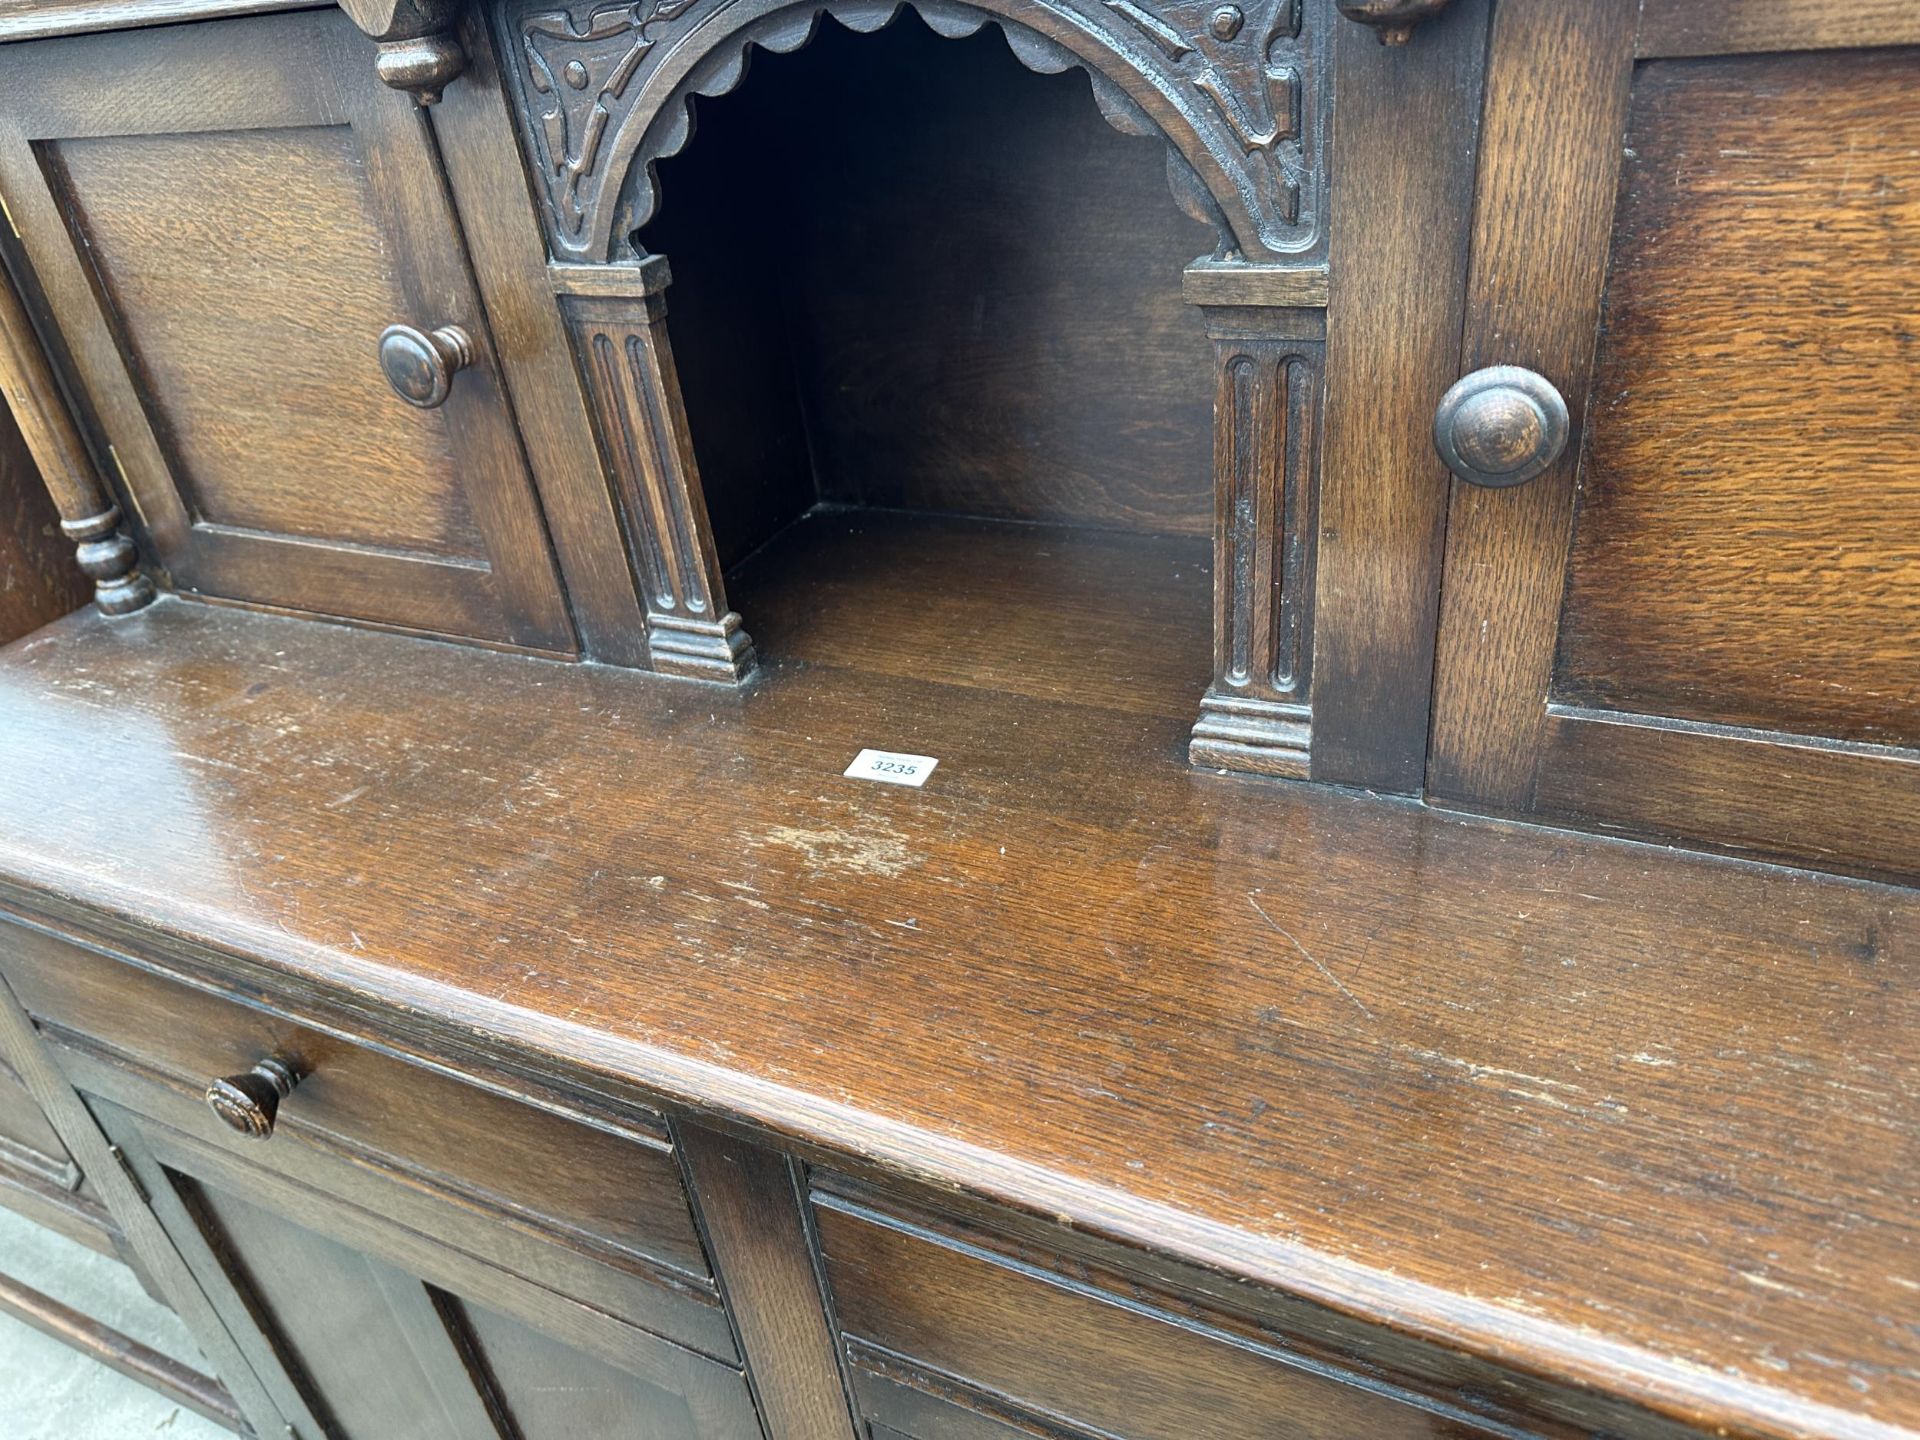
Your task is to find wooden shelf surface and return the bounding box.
[0,593,1913,1440]
[729,508,1213,720]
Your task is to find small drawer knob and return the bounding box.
[205,1057,301,1140]
[1433,365,1570,489]
[378,323,474,409]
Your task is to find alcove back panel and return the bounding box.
[638,14,1219,572]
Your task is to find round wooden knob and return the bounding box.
[205,1057,301,1140]
[378,323,474,409]
[1336,0,1453,44]
[1432,366,1570,488]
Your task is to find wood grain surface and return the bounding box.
[1557,49,1920,748]
[727,509,1211,721]
[1309,0,1490,792]
[0,409,87,641]
[46,125,485,559]
[1423,0,1640,809]
[0,0,297,42]
[0,598,1912,1439]
[0,11,575,649]
[1637,0,1920,57]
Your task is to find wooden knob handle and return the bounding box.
[1433,365,1570,489]
[205,1057,301,1139]
[378,323,473,409]
[1336,0,1453,44]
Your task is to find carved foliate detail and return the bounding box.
[518,1,692,251]
[497,0,1328,262]
[1104,0,1305,216]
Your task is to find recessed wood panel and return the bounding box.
[1553,49,1920,747]
[0,1054,75,1186]
[184,1180,483,1440]
[43,125,485,560]
[457,1298,755,1440]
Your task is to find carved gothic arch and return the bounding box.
[496,0,1326,264]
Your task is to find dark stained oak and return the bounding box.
[728,508,1212,721]
[0,407,87,641]
[429,12,652,668]
[0,0,301,41]
[0,969,300,1437]
[639,18,1218,551]
[1556,49,1920,749]
[1425,0,1640,809]
[0,598,1913,1440]
[1425,10,1920,882]
[0,923,717,1287]
[678,1124,858,1439]
[817,1189,1508,1438]
[453,1295,753,1440]
[0,11,575,650]
[1637,0,1920,57]
[95,1089,762,1439]
[0,5,1914,1439]
[1309,0,1490,791]
[0,254,153,615]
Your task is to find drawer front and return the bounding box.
[0,9,573,649]
[816,1191,1501,1440]
[0,921,731,1358]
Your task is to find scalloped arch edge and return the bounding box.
[615,0,1237,259]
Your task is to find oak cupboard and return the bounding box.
[1425,0,1920,881]
[0,0,1913,1437]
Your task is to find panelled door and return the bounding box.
[0,9,575,650]
[1426,0,1920,881]
[91,1099,761,1440]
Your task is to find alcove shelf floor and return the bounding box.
[725,507,1212,722]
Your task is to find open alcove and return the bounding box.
[636,12,1220,727]
[522,0,1328,775]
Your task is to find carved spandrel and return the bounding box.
[519,1,682,250]
[496,0,1328,263]
[1107,0,1305,215]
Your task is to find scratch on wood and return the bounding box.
[1248,894,1374,1020]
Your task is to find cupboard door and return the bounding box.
[1426,1,1920,880]
[0,10,574,650]
[94,1101,760,1440]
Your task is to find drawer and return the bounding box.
[815,1186,1504,1440]
[0,921,732,1360]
